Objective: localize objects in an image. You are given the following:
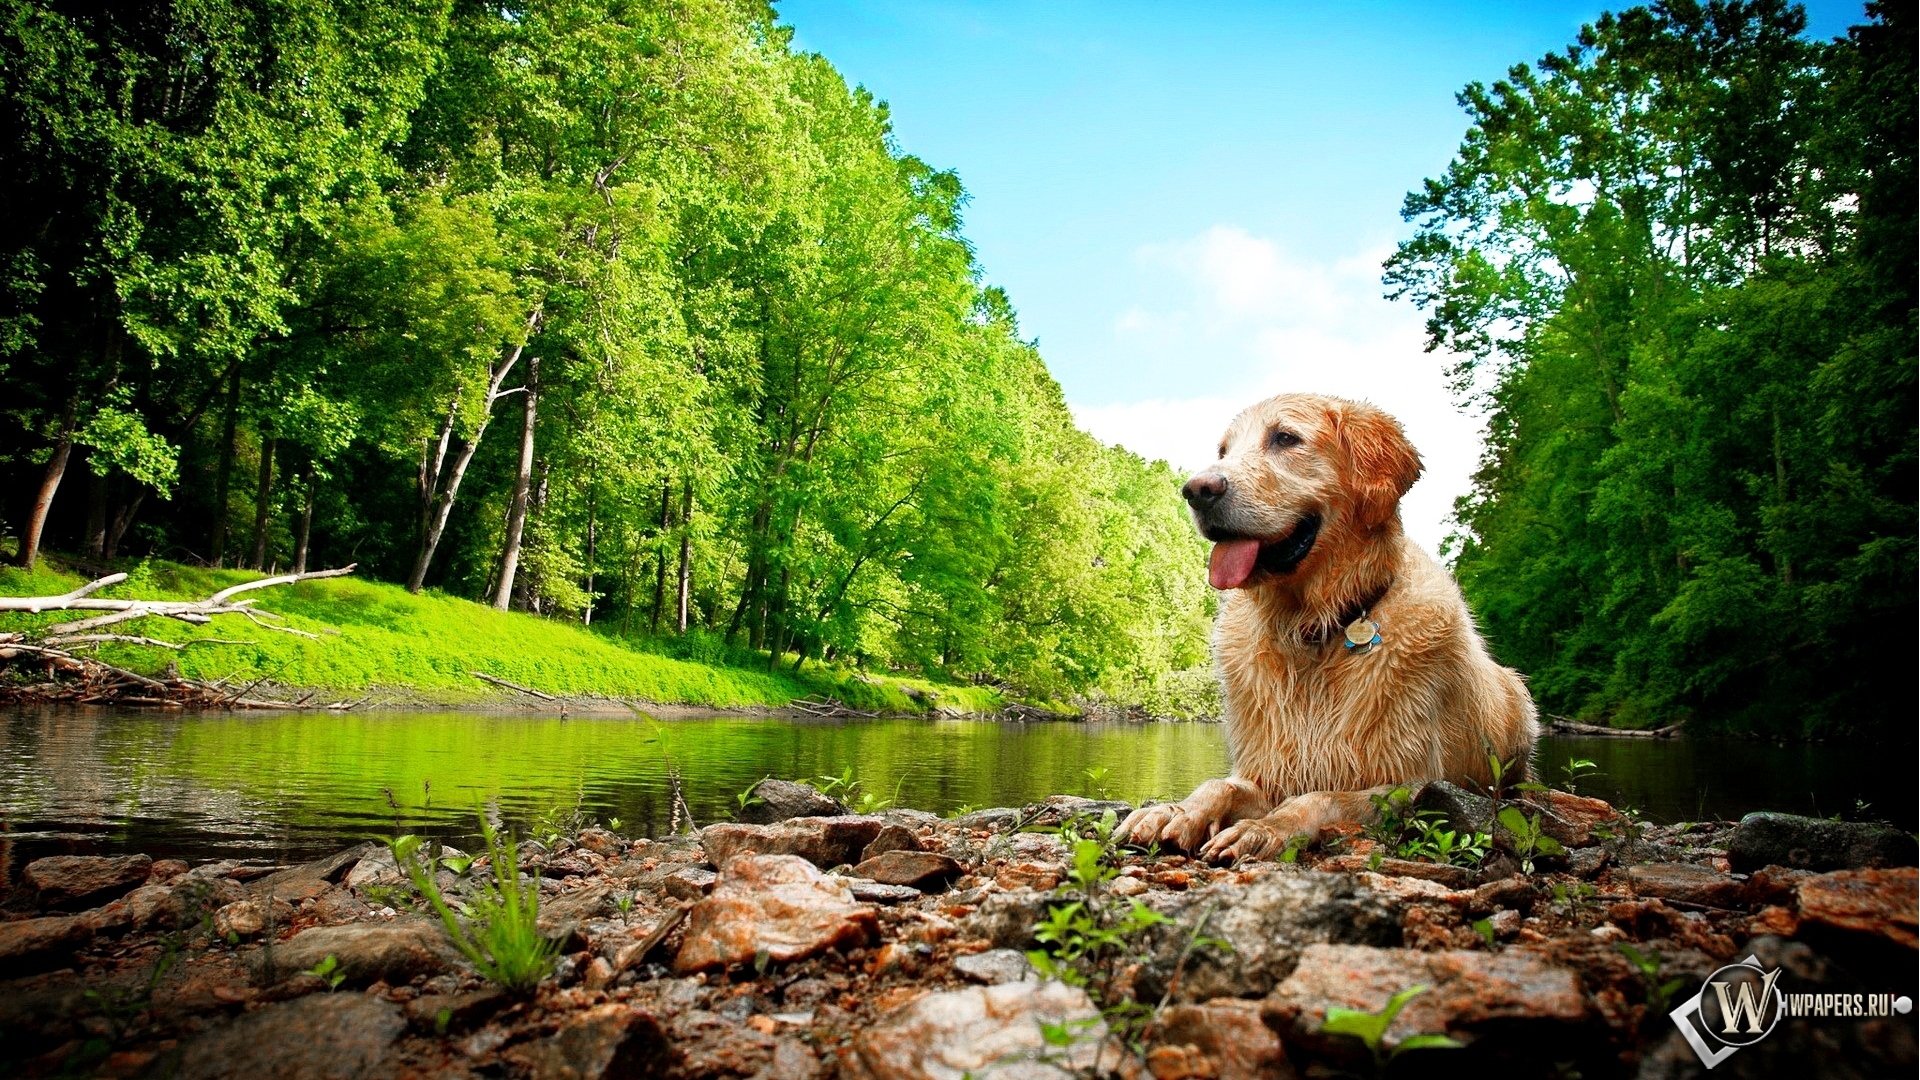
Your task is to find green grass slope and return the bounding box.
[0,559,1007,713]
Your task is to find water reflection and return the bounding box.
[0,708,1909,868]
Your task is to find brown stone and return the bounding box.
[861,824,925,860]
[1154,998,1293,1080]
[700,816,886,870]
[1368,859,1474,889]
[1625,863,1747,908]
[672,854,877,974]
[844,980,1128,1080]
[505,1002,672,1079]
[1795,867,1918,950]
[23,854,152,908]
[250,920,467,986]
[148,858,191,884]
[0,914,93,974]
[170,991,404,1079]
[1520,790,1622,845]
[663,865,718,900]
[575,827,625,856]
[1473,875,1535,911]
[852,851,963,891]
[1262,943,1589,1057]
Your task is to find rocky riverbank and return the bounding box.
[1,782,1914,1079]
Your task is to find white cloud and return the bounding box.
[1071,226,1483,557]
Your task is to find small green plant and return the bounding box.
[440,852,476,875]
[1321,984,1464,1072]
[1471,917,1497,948]
[734,777,769,818]
[945,802,980,818]
[1557,757,1600,794]
[1617,942,1687,1012]
[1483,751,1518,799]
[1025,812,1189,1043]
[392,814,559,993]
[1364,786,1490,867]
[810,767,902,814]
[1496,804,1566,874]
[1080,765,1113,799]
[303,953,347,991]
[1549,880,1599,915]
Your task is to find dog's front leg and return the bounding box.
[1198,785,1399,863]
[1119,777,1272,853]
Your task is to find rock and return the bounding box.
[862,823,925,860]
[504,1002,673,1078]
[575,827,625,856]
[1568,846,1610,878]
[1133,871,1402,1002]
[1795,866,1918,951]
[1727,812,1918,873]
[404,987,508,1033]
[254,843,377,894]
[213,896,294,939]
[843,979,1126,1080]
[672,854,878,974]
[1473,875,1535,912]
[1262,944,1592,1069]
[952,948,1036,985]
[1151,998,1290,1080]
[123,883,184,931]
[950,808,1023,831]
[1368,859,1474,889]
[23,853,152,908]
[853,851,964,891]
[1410,780,1497,836]
[1625,862,1748,908]
[0,914,93,975]
[540,884,613,929]
[1519,789,1623,845]
[168,991,404,1079]
[148,858,191,883]
[851,882,924,904]
[700,816,887,870]
[343,848,406,890]
[737,779,851,824]
[1018,795,1134,828]
[251,920,467,986]
[663,865,719,900]
[957,888,1053,949]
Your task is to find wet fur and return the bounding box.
[1121,394,1537,861]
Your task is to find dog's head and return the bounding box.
[1183,394,1422,590]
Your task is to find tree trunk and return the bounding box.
[17,398,79,570]
[209,364,242,567]
[675,482,693,633]
[292,463,317,574]
[407,328,534,594]
[248,436,277,571]
[104,480,145,559]
[649,479,670,633]
[583,476,597,626]
[491,356,539,611]
[83,461,109,559]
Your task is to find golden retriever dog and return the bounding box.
[1120,393,1537,861]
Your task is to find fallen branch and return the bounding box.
[1548,716,1684,738]
[471,671,556,700]
[0,565,356,709]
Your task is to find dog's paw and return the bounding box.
[1118,802,1181,848]
[1198,817,1301,863]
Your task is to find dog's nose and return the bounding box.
[1183,472,1228,506]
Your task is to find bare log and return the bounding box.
[471,671,556,700]
[1547,716,1684,738]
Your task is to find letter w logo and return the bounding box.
[1713,968,1783,1034]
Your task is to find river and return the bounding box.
[0,708,1910,867]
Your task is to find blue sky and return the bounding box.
[779,1,1871,551]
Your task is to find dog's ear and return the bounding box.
[1333,403,1422,529]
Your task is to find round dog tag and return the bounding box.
[1344,616,1379,648]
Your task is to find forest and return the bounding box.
[1387,0,1915,738]
[0,0,1212,707]
[1,1,1911,736]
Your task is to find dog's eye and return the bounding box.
[1267,429,1302,451]
[1217,443,1227,459]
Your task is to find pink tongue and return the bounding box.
[1209,540,1262,590]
